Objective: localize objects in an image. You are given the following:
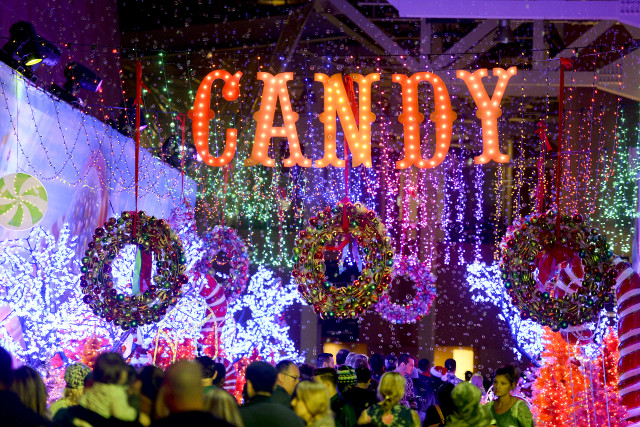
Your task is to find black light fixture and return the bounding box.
[0,21,60,81]
[49,62,103,106]
[494,20,515,45]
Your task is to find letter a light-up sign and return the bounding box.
[456,67,517,164]
[245,72,311,167]
[314,73,379,167]
[393,73,457,169]
[188,70,242,167]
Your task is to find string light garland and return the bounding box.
[80,211,188,330]
[375,256,437,324]
[499,210,615,331]
[293,201,394,319]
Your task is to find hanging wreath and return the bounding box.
[293,201,394,319]
[499,210,615,331]
[376,256,437,324]
[80,211,188,330]
[195,226,250,303]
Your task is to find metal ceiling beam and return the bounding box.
[317,11,386,56]
[321,0,424,72]
[270,3,315,71]
[431,20,499,70]
[555,20,615,59]
[532,21,547,70]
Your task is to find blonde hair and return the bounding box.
[204,387,244,427]
[377,372,406,413]
[295,380,331,423]
[470,374,484,391]
[10,366,48,416]
[63,386,84,405]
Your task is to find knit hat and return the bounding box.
[64,363,91,389]
[337,366,357,392]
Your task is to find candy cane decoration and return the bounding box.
[214,356,237,396]
[198,275,228,336]
[614,256,640,424]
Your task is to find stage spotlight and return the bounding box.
[494,20,515,45]
[0,21,60,81]
[49,62,103,106]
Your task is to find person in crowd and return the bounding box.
[442,360,462,386]
[49,362,91,417]
[470,374,487,404]
[240,361,304,427]
[0,346,54,426]
[273,360,301,406]
[349,354,369,370]
[151,359,232,426]
[423,382,455,427]
[317,353,335,368]
[300,363,316,381]
[11,365,49,418]
[315,367,357,427]
[357,372,420,426]
[344,353,356,369]
[464,372,472,382]
[384,355,397,372]
[205,386,244,427]
[395,354,416,409]
[292,380,335,427]
[342,367,378,417]
[369,354,384,386]
[337,365,357,395]
[213,362,228,388]
[413,360,437,417]
[133,365,164,421]
[485,366,533,427]
[445,382,494,427]
[336,349,350,367]
[195,355,217,394]
[79,352,144,423]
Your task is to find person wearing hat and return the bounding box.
[336,365,357,395]
[50,363,92,417]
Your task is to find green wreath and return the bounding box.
[80,211,188,330]
[293,201,394,319]
[499,210,615,331]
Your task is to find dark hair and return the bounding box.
[465,371,473,381]
[11,366,47,416]
[245,361,277,394]
[316,353,333,367]
[369,354,384,375]
[494,366,520,385]
[336,349,350,365]
[314,367,338,387]
[436,382,456,417]
[384,355,397,371]
[137,365,164,401]
[299,363,315,380]
[124,364,137,388]
[398,353,412,366]
[0,346,12,386]
[418,358,430,372]
[212,362,227,386]
[276,360,296,374]
[93,352,126,384]
[355,367,371,383]
[444,358,456,373]
[196,356,216,379]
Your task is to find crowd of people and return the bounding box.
[0,345,534,427]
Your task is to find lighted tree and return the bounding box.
[584,330,629,426]
[466,261,544,362]
[221,266,303,362]
[531,327,589,426]
[0,224,120,367]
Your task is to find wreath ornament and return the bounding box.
[80,211,188,330]
[293,201,394,319]
[195,225,250,303]
[499,210,615,331]
[376,256,437,324]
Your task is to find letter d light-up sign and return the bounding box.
[393,72,457,169]
[188,70,242,167]
[456,67,517,164]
